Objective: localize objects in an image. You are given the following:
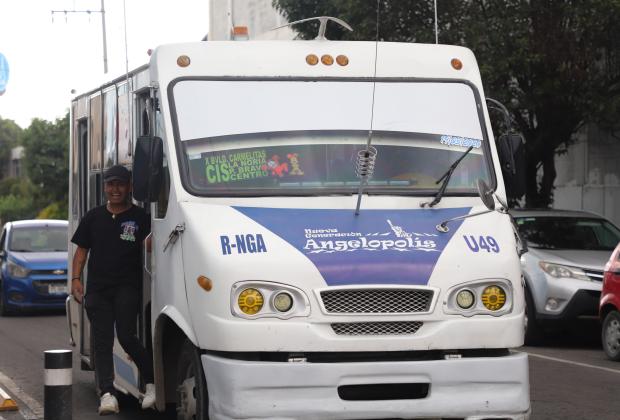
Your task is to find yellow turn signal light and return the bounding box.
[238,288,264,315]
[197,276,212,292]
[481,286,506,311]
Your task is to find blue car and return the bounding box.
[0,219,68,315]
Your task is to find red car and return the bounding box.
[600,242,620,360]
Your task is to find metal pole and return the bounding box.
[101,0,108,73]
[44,350,72,420]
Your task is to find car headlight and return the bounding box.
[7,260,30,278]
[232,281,310,319]
[538,261,589,281]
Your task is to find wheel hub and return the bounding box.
[177,376,197,420]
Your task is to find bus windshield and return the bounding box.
[171,79,492,195]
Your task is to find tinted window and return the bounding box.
[515,216,620,250]
[9,226,68,252]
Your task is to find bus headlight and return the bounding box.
[456,289,475,309]
[238,288,264,315]
[273,292,293,312]
[444,279,513,317]
[231,281,311,319]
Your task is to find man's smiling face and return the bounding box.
[104,179,131,205]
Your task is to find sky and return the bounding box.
[0,0,210,129]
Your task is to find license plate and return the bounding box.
[48,284,68,295]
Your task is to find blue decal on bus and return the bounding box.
[233,207,470,286]
[221,234,267,255]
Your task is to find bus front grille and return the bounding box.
[320,288,433,314]
[331,321,423,336]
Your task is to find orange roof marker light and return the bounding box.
[336,55,349,66]
[306,54,319,66]
[177,55,191,68]
[321,54,334,66]
[451,58,463,70]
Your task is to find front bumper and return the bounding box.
[537,289,600,323]
[203,351,530,420]
[3,277,68,310]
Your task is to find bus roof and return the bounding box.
[151,40,483,88]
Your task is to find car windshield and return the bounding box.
[514,216,620,251]
[9,225,68,252]
[172,79,492,195]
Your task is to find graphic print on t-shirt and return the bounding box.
[120,221,138,242]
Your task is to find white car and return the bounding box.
[511,209,620,344]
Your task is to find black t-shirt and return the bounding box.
[71,205,151,293]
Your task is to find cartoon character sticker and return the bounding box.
[287,153,304,176]
[120,221,138,242]
[261,155,289,177]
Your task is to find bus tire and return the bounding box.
[176,338,209,420]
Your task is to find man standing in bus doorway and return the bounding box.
[70,165,155,415]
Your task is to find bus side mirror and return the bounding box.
[133,136,163,203]
[498,133,526,200]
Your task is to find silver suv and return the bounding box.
[511,209,620,344]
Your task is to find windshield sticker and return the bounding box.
[440,135,482,149]
[233,207,470,286]
[203,150,307,184]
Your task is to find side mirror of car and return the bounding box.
[133,136,164,203]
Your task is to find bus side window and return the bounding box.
[136,93,151,137]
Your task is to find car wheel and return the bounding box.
[524,287,543,346]
[0,279,11,316]
[602,311,620,361]
[176,338,209,420]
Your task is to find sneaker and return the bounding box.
[98,392,119,415]
[141,383,156,409]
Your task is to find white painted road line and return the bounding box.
[527,351,620,375]
[0,370,43,419]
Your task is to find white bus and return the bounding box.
[66,30,530,420]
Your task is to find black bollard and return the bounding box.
[44,349,72,420]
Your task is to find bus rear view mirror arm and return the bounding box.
[435,179,507,233]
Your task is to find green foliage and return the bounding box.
[273,0,620,207]
[0,113,69,222]
[37,201,67,220]
[0,117,22,177]
[21,113,69,211]
[0,194,35,223]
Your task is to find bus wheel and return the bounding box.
[176,338,209,420]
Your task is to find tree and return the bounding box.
[0,117,22,177]
[21,113,69,217]
[273,0,620,207]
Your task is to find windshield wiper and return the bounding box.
[422,146,473,208]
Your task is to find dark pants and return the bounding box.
[85,285,154,396]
